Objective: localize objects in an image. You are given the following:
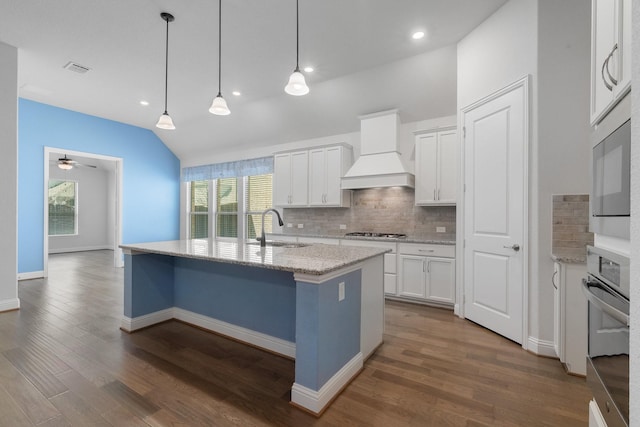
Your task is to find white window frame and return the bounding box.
[48,179,79,237]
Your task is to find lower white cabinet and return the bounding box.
[398,243,455,306]
[552,260,588,375]
[340,240,397,295]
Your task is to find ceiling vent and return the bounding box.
[63,61,91,74]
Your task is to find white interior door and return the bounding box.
[462,78,527,345]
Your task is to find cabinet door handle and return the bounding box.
[437,189,441,200]
[427,260,430,273]
[602,55,614,92]
[433,189,436,200]
[423,260,426,273]
[605,43,619,86]
[552,270,558,290]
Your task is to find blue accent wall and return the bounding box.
[124,253,175,318]
[18,99,180,273]
[295,270,361,390]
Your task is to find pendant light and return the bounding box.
[284,0,309,96]
[209,0,230,115]
[156,12,176,130]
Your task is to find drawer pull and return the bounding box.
[418,249,435,253]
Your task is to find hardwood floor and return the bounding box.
[0,250,591,426]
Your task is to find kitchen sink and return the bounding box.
[248,241,310,248]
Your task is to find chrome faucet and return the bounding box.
[258,208,284,247]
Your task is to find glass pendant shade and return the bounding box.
[209,93,230,115]
[156,112,176,130]
[58,162,73,170]
[285,70,309,96]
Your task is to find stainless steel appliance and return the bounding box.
[590,96,631,239]
[582,245,629,427]
[344,232,407,239]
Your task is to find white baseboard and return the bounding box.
[174,308,296,358]
[17,271,45,281]
[121,308,296,359]
[120,308,173,332]
[291,352,363,415]
[527,336,557,358]
[0,298,20,312]
[48,245,113,254]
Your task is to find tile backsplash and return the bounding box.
[282,187,456,240]
[552,194,593,258]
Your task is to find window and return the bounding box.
[189,180,209,238]
[187,174,274,240]
[246,174,273,239]
[216,178,238,238]
[48,180,78,236]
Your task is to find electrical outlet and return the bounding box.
[287,223,293,228]
[297,224,304,229]
[339,224,347,230]
[436,226,446,233]
[338,282,345,301]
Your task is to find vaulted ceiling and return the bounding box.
[0,0,507,161]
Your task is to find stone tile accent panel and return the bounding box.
[283,187,456,240]
[552,194,593,261]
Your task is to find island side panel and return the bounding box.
[122,253,175,330]
[173,258,297,344]
[293,269,362,414]
[360,255,385,359]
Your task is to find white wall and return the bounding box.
[629,1,639,423]
[49,165,111,253]
[0,42,18,311]
[457,0,591,352]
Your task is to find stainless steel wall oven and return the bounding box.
[582,246,629,427]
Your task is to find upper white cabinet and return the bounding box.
[414,128,457,205]
[273,151,308,207]
[274,144,353,208]
[309,145,352,207]
[590,0,631,125]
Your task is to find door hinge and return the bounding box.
[462,126,466,138]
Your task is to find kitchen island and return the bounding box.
[120,239,388,415]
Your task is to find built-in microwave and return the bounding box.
[591,96,631,239]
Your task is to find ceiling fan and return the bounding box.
[55,155,97,170]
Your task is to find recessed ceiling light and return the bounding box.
[139,100,149,106]
[412,31,425,40]
[232,91,241,96]
[303,66,314,73]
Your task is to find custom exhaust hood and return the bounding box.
[341,109,415,189]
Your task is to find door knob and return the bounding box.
[503,244,520,252]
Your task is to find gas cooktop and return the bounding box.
[344,232,407,239]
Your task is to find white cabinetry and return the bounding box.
[274,151,308,207]
[341,240,397,295]
[414,128,457,205]
[398,243,455,306]
[590,0,631,124]
[309,145,352,207]
[552,260,588,376]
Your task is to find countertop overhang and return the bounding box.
[120,239,389,275]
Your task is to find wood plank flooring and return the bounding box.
[0,250,591,426]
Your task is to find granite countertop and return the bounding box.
[550,249,587,264]
[120,239,390,275]
[269,233,456,245]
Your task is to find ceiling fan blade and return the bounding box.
[76,163,97,168]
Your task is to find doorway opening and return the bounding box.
[43,147,123,276]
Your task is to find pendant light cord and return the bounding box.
[218,0,222,96]
[295,0,300,72]
[164,15,169,114]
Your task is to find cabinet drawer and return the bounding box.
[398,243,454,258]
